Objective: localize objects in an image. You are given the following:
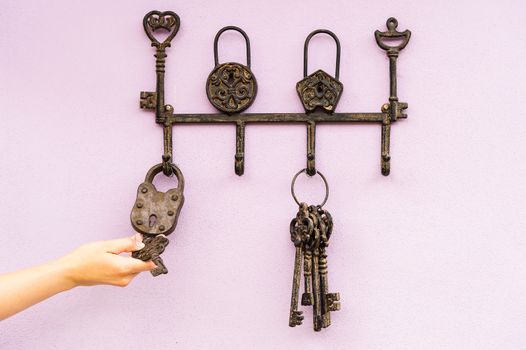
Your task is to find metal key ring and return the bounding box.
[290,168,329,207]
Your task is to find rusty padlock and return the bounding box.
[130,163,185,236]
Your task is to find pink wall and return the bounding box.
[2,0,526,349]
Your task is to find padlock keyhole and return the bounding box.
[149,214,157,228]
[227,71,235,85]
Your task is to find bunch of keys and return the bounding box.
[130,163,185,276]
[288,169,340,331]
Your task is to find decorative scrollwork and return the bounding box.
[296,70,343,113]
[143,10,180,48]
[206,62,257,114]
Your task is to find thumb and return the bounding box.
[104,234,145,254]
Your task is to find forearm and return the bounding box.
[0,235,154,321]
[0,259,75,320]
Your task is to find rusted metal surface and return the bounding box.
[375,17,411,175]
[130,163,184,236]
[297,29,343,114]
[132,235,170,276]
[130,163,185,276]
[206,26,257,114]
[139,12,410,177]
[133,11,411,328]
[288,170,339,331]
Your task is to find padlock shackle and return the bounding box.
[213,26,252,68]
[145,163,185,192]
[303,29,341,80]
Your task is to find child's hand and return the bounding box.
[58,234,156,288]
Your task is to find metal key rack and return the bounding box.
[139,10,411,177]
[132,9,412,331]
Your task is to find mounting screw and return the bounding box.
[167,210,174,216]
[141,187,148,193]
[159,225,165,231]
[381,103,390,112]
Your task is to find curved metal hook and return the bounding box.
[143,10,181,48]
[213,26,252,68]
[303,29,341,79]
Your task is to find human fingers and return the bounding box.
[102,233,145,254]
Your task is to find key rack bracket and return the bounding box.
[139,11,411,176]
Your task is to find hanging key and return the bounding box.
[290,168,340,331]
[316,205,340,328]
[301,248,313,306]
[307,205,325,331]
[288,203,312,327]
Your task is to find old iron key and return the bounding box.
[308,206,325,331]
[288,203,313,327]
[316,205,340,328]
[301,246,313,306]
[132,234,170,276]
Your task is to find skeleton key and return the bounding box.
[288,203,312,327]
[307,211,323,331]
[309,205,327,331]
[301,207,317,307]
[132,234,169,276]
[316,205,340,328]
[301,249,313,306]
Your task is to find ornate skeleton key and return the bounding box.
[290,168,340,331]
[308,206,325,331]
[132,234,169,276]
[301,249,313,306]
[316,205,340,328]
[288,203,312,327]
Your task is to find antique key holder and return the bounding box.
[133,9,411,329]
[139,12,411,177]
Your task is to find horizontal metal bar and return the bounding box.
[169,112,386,124]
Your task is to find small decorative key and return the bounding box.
[288,168,340,331]
[133,234,170,276]
[131,163,185,276]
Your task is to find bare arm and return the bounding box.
[0,234,155,320]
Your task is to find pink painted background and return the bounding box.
[2,0,526,349]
